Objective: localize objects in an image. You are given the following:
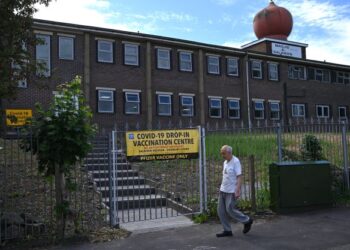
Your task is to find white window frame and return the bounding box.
[269,101,280,120]
[253,100,265,119]
[157,48,171,70]
[227,99,240,119]
[336,72,350,84]
[268,62,279,81]
[124,43,139,66]
[97,40,114,63]
[316,105,330,119]
[292,104,306,118]
[207,55,220,75]
[227,57,239,77]
[209,98,222,118]
[251,60,263,79]
[98,89,114,113]
[180,95,194,117]
[124,92,140,115]
[179,51,193,72]
[157,94,172,116]
[58,36,74,60]
[338,106,347,120]
[288,65,306,80]
[314,68,330,83]
[36,34,51,77]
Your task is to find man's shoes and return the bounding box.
[243,218,253,234]
[216,231,233,237]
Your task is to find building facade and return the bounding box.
[4,2,350,132]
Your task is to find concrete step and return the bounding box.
[103,195,167,209]
[90,169,138,178]
[97,185,156,197]
[94,176,145,186]
[84,162,131,171]
[84,157,127,164]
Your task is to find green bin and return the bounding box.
[269,161,332,213]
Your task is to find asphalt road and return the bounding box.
[31,207,350,250]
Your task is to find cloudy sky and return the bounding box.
[35,0,350,65]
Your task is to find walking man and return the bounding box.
[216,145,253,237]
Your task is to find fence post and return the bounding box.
[248,155,257,212]
[341,122,350,190]
[109,130,119,228]
[277,123,283,162]
[201,127,208,211]
[198,126,204,214]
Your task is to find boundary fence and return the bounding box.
[1,121,350,242]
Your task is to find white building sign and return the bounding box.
[271,43,302,58]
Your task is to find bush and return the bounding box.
[300,135,324,161]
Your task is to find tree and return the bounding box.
[22,76,96,240]
[0,0,51,100]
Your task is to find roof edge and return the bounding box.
[241,38,308,49]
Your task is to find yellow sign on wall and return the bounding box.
[6,109,32,126]
[125,129,200,161]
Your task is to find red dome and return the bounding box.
[253,1,293,40]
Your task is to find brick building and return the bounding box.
[5,1,350,131]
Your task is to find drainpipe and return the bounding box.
[245,55,252,129]
[83,33,90,103]
[198,49,205,126]
[146,41,153,129]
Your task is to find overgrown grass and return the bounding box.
[206,133,278,162]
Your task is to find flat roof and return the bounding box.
[33,19,350,69]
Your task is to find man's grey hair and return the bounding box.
[221,145,232,154]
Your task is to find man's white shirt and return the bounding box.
[220,156,242,193]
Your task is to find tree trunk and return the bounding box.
[55,164,66,242]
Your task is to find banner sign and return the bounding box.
[5,109,32,126]
[271,42,302,58]
[125,129,199,161]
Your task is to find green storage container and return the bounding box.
[269,161,332,213]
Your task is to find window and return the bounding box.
[58,36,74,60]
[253,100,264,119]
[268,63,279,81]
[97,40,114,63]
[251,60,262,79]
[227,58,239,76]
[157,48,171,70]
[207,56,220,75]
[288,65,306,80]
[124,92,140,114]
[157,94,172,116]
[209,98,222,118]
[292,104,306,118]
[227,99,240,119]
[124,43,139,66]
[269,102,280,120]
[316,105,330,118]
[308,68,330,82]
[339,106,347,120]
[98,90,114,113]
[36,34,51,76]
[336,72,350,84]
[180,95,194,117]
[179,51,193,72]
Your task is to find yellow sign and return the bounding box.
[125,129,200,161]
[6,109,32,126]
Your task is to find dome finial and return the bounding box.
[253,1,293,40]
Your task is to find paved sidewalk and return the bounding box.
[53,208,350,250]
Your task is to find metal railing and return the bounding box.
[0,130,107,242]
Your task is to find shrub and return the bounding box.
[300,135,324,161]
